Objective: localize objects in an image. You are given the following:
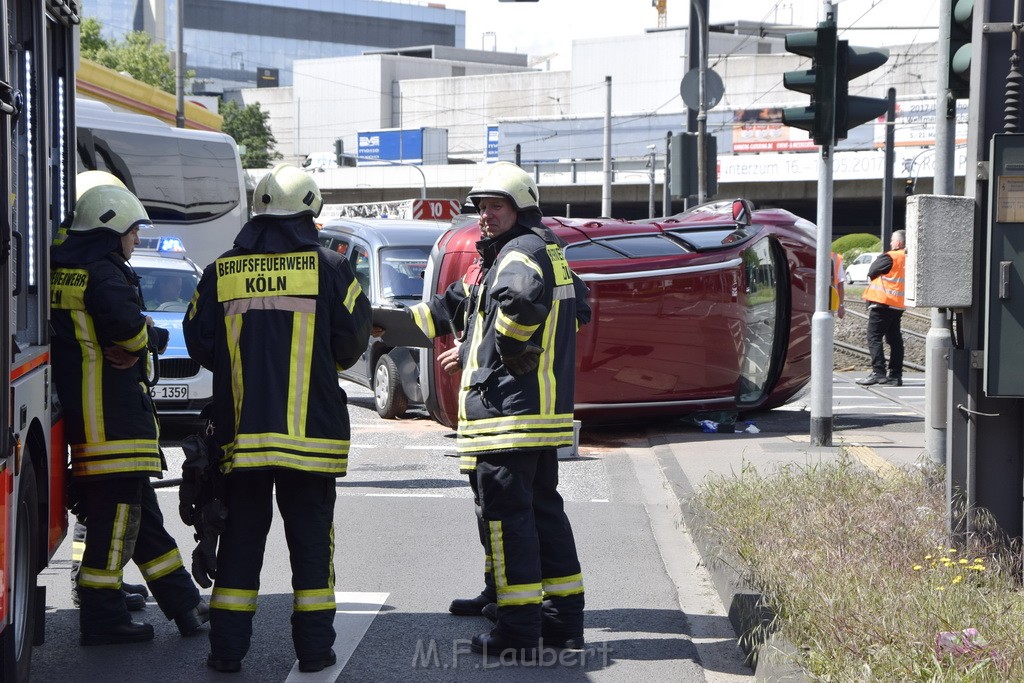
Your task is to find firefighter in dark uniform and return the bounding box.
[184,164,372,674]
[408,162,590,657]
[51,182,209,645]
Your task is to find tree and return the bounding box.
[79,17,108,55]
[221,99,281,169]
[79,17,193,94]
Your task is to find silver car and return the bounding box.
[317,218,446,418]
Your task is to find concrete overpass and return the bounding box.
[259,146,967,236]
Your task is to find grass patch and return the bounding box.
[690,457,1024,680]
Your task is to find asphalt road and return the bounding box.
[30,372,926,682]
[30,381,753,683]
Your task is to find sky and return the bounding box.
[437,0,940,71]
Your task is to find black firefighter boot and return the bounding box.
[449,571,497,621]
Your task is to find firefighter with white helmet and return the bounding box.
[51,179,209,646]
[251,162,325,217]
[408,161,590,658]
[184,163,371,673]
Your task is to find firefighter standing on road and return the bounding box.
[407,162,590,658]
[51,182,208,646]
[184,164,372,674]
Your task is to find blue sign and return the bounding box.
[486,126,499,161]
[357,129,425,165]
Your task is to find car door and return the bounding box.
[345,240,374,385]
[319,231,372,387]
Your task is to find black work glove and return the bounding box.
[191,499,228,589]
[501,343,543,377]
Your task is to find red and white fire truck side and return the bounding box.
[1,1,79,679]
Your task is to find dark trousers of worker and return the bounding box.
[468,472,497,603]
[77,476,200,632]
[209,469,337,663]
[476,448,585,644]
[866,305,904,378]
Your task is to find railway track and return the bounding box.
[833,306,933,373]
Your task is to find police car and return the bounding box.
[130,237,212,419]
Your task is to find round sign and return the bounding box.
[680,68,725,111]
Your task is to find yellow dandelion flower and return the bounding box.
[948,548,957,554]
[959,558,968,564]
[940,557,950,563]
[952,575,963,584]
[925,554,933,560]
[936,586,945,591]
[913,565,923,571]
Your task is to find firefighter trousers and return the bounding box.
[468,473,497,602]
[476,448,585,643]
[77,476,200,632]
[209,469,337,663]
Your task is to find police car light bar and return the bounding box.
[158,236,186,254]
[137,236,188,258]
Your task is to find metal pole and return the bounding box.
[175,0,185,128]
[602,76,612,217]
[663,131,672,216]
[691,0,709,204]
[927,0,956,468]
[647,147,656,218]
[810,0,837,447]
[881,88,896,242]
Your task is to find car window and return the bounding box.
[380,247,429,299]
[666,225,763,251]
[136,266,199,312]
[350,244,371,295]
[563,241,626,262]
[320,234,351,256]
[595,234,691,258]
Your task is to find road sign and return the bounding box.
[412,199,461,220]
[679,68,724,111]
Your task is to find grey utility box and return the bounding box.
[905,194,975,308]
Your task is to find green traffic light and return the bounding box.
[948,0,973,99]
[781,23,836,146]
[835,40,889,141]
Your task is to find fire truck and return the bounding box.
[1,0,79,679]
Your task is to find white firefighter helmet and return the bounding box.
[76,170,128,198]
[467,161,539,211]
[68,184,152,236]
[54,171,133,245]
[252,163,324,218]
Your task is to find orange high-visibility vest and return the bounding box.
[863,249,905,310]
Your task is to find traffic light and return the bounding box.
[670,132,717,200]
[834,42,890,141]
[948,0,973,100]
[334,138,344,166]
[781,23,837,147]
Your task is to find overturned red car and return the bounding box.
[420,200,817,427]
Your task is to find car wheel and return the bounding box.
[845,273,853,285]
[373,354,409,419]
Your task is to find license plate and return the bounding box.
[151,384,188,400]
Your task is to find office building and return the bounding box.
[83,0,466,91]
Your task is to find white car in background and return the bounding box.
[844,251,882,284]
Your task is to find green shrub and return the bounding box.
[832,233,882,262]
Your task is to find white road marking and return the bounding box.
[365,492,444,498]
[285,591,389,682]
